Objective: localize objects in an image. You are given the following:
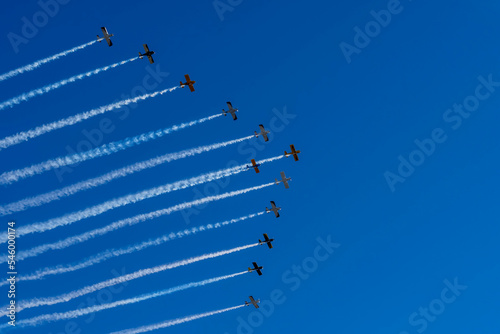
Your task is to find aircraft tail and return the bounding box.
[97,35,102,42]
[222,109,227,116]
[254,131,258,137]
[275,179,279,185]
[284,151,289,156]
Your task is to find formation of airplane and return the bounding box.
[285,144,301,161]
[180,74,196,92]
[259,233,274,249]
[254,124,270,142]
[247,159,261,173]
[222,101,238,120]
[245,296,260,308]
[97,27,113,46]
[266,201,281,218]
[94,27,305,319]
[139,44,155,64]
[248,262,263,276]
[275,171,291,189]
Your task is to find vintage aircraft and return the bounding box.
[245,296,260,308]
[97,27,113,46]
[266,201,281,218]
[254,124,270,142]
[259,233,274,249]
[222,101,238,120]
[248,262,263,276]
[138,44,155,63]
[247,159,261,173]
[275,171,291,189]
[180,74,196,92]
[284,144,301,161]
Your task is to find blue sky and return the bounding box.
[0,0,499,333]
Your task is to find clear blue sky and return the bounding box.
[0,0,499,333]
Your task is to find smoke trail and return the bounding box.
[0,57,138,111]
[4,183,273,261]
[3,158,278,239]
[0,40,96,82]
[0,136,268,215]
[0,113,223,185]
[3,244,258,315]
[0,85,179,150]
[0,212,264,284]
[14,272,247,328]
[110,305,246,334]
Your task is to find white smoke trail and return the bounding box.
[5,184,272,264]
[0,85,179,150]
[3,157,278,240]
[14,272,247,328]
[0,40,96,82]
[0,57,138,111]
[110,305,246,334]
[0,212,263,284]
[0,113,223,185]
[0,136,265,215]
[3,183,273,261]
[4,244,257,315]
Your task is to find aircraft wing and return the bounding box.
[147,55,154,64]
[256,269,263,276]
[188,84,195,92]
[226,101,233,109]
[185,74,191,82]
[101,27,108,34]
[106,39,113,47]
[231,113,237,120]
[143,44,150,52]
[263,233,270,241]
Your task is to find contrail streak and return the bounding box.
[1,157,278,240]
[0,212,263,283]
[2,244,258,315]
[0,85,179,150]
[13,272,247,328]
[3,183,273,261]
[0,136,263,215]
[110,305,246,334]
[0,57,138,111]
[0,40,96,82]
[0,113,223,184]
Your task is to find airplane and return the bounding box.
[180,74,196,92]
[275,171,291,189]
[265,201,281,218]
[246,159,261,173]
[284,144,301,161]
[248,262,263,276]
[222,101,238,120]
[259,233,274,249]
[245,296,260,308]
[139,44,155,64]
[254,124,270,142]
[97,27,113,46]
